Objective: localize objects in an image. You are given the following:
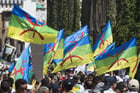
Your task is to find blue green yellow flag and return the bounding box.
[8,4,58,44]
[43,29,64,74]
[95,38,137,75]
[93,20,113,57]
[129,53,140,79]
[10,45,30,83]
[52,25,93,73]
[87,42,116,72]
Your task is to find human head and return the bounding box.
[63,79,75,91]
[87,73,95,81]
[84,80,93,89]
[103,76,117,90]
[115,82,128,93]
[15,79,27,93]
[41,77,49,87]
[1,80,10,93]
[128,79,139,92]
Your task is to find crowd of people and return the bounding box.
[0,66,140,93]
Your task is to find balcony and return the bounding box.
[0,0,23,13]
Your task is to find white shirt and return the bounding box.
[104,88,116,93]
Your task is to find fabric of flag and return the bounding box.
[129,53,140,79]
[93,20,113,57]
[8,62,15,72]
[95,38,137,75]
[87,42,116,72]
[10,45,30,83]
[28,56,33,82]
[43,29,64,74]
[52,25,93,73]
[8,4,58,44]
[52,29,64,65]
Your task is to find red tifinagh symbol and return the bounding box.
[19,14,44,40]
[11,60,27,77]
[60,43,83,66]
[11,66,25,77]
[132,56,140,73]
[60,32,85,66]
[44,43,57,64]
[106,46,128,70]
[99,32,108,49]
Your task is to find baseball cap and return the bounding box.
[103,76,117,90]
[128,79,139,90]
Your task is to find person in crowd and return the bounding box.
[87,73,95,81]
[62,79,75,93]
[114,70,123,83]
[72,75,85,93]
[115,82,128,93]
[58,80,63,93]
[5,77,15,93]
[93,76,104,93]
[84,80,93,93]
[0,80,10,93]
[36,77,49,93]
[127,79,139,93]
[103,76,117,93]
[15,79,28,93]
[49,77,59,93]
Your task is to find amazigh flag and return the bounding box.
[87,42,116,72]
[8,4,58,44]
[93,20,113,57]
[28,56,33,82]
[11,45,30,83]
[52,25,93,73]
[95,38,137,75]
[43,29,64,74]
[52,29,64,65]
[8,62,15,72]
[129,53,140,79]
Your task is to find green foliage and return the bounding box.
[113,0,136,46]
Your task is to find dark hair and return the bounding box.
[15,79,27,90]
[85,80,93,89]
[63,79,75,91]
[41,77,49,87]
[1,80,10,92]
[6,77,14,87]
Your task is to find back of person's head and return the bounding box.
[63,79,75,91]
[41,77,49,87]
[73,75,80,83]
[84,80,93,89]
[103,76,117,90]
[116,82,128,93]
[1,80,10,92]
[128,79,139,92]
[6,77,14,87]
[15,79,27,90]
